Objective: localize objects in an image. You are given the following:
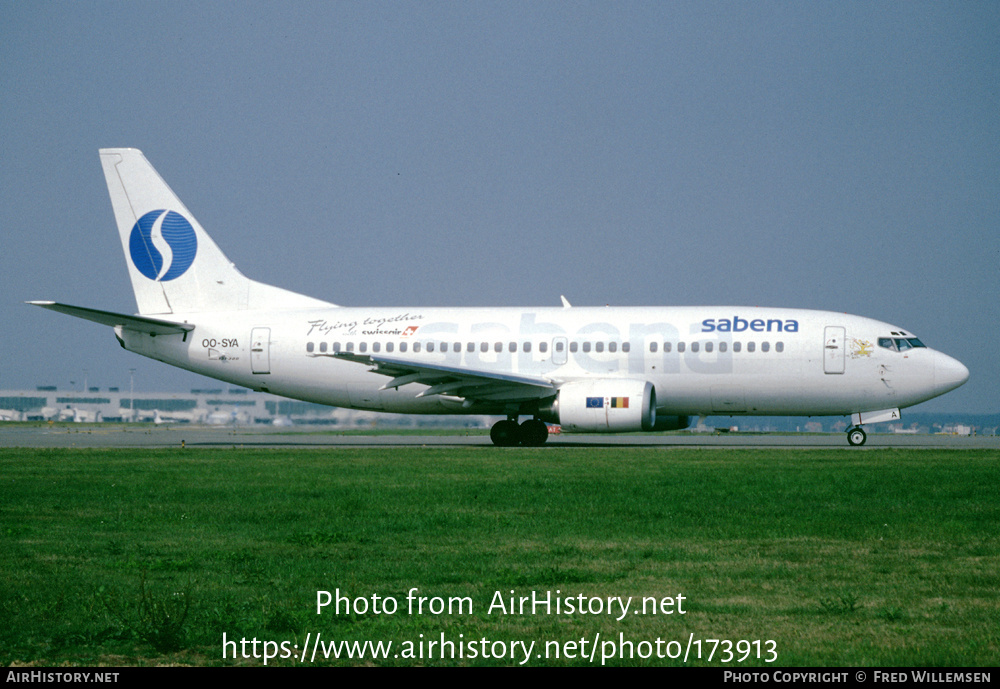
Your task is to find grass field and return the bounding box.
[1,445,997,666]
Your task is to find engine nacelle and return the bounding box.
[547,379,657,432]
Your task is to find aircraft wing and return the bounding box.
[326,352,557,403]
[27,301,194,336]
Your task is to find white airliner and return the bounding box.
[30,149,969,446]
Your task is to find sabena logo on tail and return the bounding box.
[128,209,198,281]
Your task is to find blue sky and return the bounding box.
[2,1,996,413]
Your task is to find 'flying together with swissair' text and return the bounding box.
[30,149,969,445]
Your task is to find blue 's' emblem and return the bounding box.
[128,210,197,281]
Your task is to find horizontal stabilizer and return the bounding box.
[27,301,194,335]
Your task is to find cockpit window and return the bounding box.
[879,337,927,353]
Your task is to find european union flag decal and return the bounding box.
[586,397,604,408]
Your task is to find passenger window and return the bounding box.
[747,342,756,353]
[539,342,548,353]
[596,342,605,353]
[346,342,354,352]
[333,342,342,353]
[359,342,367,353]
[509,342,517,353]
[414,342,422,353]
[664,342,672,353]
[426,342,434,353]
[775,342,783,353]
[762,342,770,352]
[467,342,475,353]
[386,342,394,353]
[622,342,630,353]
[495,342,502,353]
[319,342,328,353]
[523,342,531,353]
[691,342,699,353]
[733,342,742,353]
[453,342,461,353]
[306,342,315,353]
[705,342,713,353]
[400,342,407,352]
[481,342,488,353]
[677,342,686,353]
[372,341,381,353]
[554,341,563,352]
[649,342,658,353]
[570,342,578,353]
[582,342,591,353]
[719,342,727,353]
[609,342,617,353]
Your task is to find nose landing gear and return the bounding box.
[847,426,867,446]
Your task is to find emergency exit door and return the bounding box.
[552,337,568,366]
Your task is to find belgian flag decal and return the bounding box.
[610,397,629,408]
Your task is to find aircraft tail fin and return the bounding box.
[99,148,335,315]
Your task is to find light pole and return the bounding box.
[129,368,135,422]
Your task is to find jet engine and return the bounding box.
[543,379,657,432]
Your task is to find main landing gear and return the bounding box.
[490,418,549,447]
[847,426,867,446]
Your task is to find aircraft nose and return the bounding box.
[934,352,969,394]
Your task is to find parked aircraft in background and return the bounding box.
[30,149,968,446]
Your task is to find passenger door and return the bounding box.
[824,326,845,374]
[251,327,270,374]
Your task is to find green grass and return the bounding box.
[1,446,998,666]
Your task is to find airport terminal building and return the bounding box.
[0,386,488,428]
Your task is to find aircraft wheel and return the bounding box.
[519,419,549,446]
[490,419,520,447]
[847,427,867,446]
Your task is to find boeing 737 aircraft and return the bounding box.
[30,149,969,446]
